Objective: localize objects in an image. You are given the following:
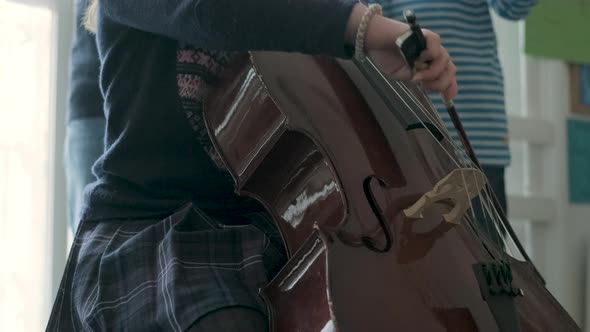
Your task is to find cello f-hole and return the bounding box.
[362,175,393,253]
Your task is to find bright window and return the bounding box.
[0,1,54,331]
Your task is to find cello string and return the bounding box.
[396,82,452,142]
[362,59,465,169]
[394,82,488,228]
[393,79,508,248]
[399,82,471,163]
[360,58,488,243]
[480,180,516,257]
[392,80,498,234]
[362,57,512,260]
[395,79,514,260]
[365,61,493,235]
[395,80,511,256]
[394,10,514,253]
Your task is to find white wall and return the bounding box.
[494,11,590,327]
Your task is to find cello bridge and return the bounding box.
[403,168,487,224]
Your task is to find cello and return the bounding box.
[203,10,581,332]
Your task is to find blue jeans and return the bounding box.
[64,117,105,232]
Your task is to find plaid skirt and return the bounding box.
[46,202,287,331]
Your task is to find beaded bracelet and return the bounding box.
[354,4,383,61]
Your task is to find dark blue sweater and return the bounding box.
[82,0,357,222]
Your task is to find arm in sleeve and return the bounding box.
[100,0,358,57]
[488,0,538,21]
[68,0,104,120]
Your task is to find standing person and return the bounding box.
[47,1,458,331]
[375,0,538,215]
[64,0,104,233]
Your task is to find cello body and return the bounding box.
[203,52,580,331]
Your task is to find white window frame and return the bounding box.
[6,0,75,323]
[45,0,74,318]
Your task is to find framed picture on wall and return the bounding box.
[570,64,590,115]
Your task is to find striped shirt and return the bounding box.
[374,0,538,166]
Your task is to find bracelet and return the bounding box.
[355,4,383,61]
